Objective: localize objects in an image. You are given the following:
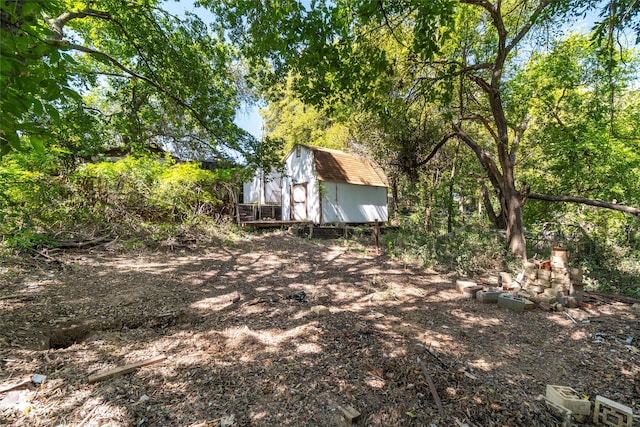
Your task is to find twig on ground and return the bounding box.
[418,358,445,418]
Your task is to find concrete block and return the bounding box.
[593,395,633,427]
[498,294,534,312]
[461,285,483,299]
[537,394,573,427]
[553,283,569,293]
[551,256,567,268]
[455,279,477,293]
[517,290,535,300]
[552,275,570,281]
[546,385,591,416]
[477,290,501,303]
[569,283,584,301]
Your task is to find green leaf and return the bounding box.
[44,104,61,122]
[29,136,45,154]
[32,99,44,117]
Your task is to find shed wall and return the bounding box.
[242,168,282,204]
[321,182,388,224]
[282,146,320,222]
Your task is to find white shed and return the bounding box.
[243,144,388,224]
[242,144,388,224]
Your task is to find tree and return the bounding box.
[513,34,640,218]
[0,0,265,165]
[209,0,639,258]
[261,77,348,155]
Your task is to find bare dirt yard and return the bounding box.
[1,232,639,426]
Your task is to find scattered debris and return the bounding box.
[286,291,308,303]
[315,291,331,303]
[329,400,361,424]
[31,374,47,386]
[0,235,637,426]
[220,414,236,427]
[311,305,330,316]
[87,355,167,384]
[0,389,34,413]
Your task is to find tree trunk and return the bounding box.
[447,139,461,233]
[502,170,527,259]
[481,183,506,229]
[390,173,399,221]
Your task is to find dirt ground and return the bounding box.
[0,231,638,426]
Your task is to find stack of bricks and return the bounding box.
[544,385,634,427]
[517,247,584,307]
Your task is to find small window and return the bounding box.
[296,146,301,157]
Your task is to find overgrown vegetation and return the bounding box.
[382,210,640,297]
[0,152,243,252]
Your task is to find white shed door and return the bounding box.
[291,183,308,220]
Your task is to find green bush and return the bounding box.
[1,152,240,251]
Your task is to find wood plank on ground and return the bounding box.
[0,377,31,394]
[88,355,167,384]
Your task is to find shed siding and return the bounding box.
[321,182,388,223]
[242,168,282,204]
[251,144,388,225]
[282,146,320,222]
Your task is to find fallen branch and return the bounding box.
[88,355,167,384]
[0,377,31,394]
[425,346,449,370]
[54,235,111,249]
[418,359,445,418]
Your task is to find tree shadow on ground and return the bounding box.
[0,232,638,426]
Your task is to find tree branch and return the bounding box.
[453,122,505,193]
[528,193,640,216]
[414,132,456,168]
[505,0,551,54]
[50,40,223,144]
[44,7,110,39]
